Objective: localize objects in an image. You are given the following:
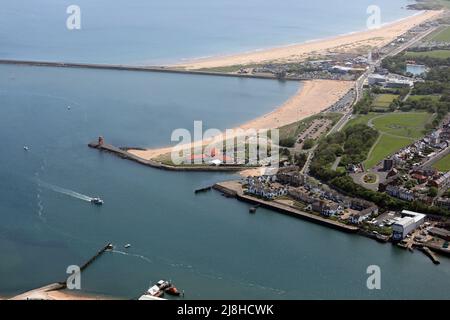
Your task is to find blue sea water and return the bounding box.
[0,0,416,64]
[2,1,450,300]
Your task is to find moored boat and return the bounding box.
[165,285,181,296]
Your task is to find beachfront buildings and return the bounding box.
[245,176,288,200]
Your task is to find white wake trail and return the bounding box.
[110,250,154,264]
[37,180,93,202]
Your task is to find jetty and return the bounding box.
[214,180,359,233]
[79,242,113,272]
[88,138,249,172]
[8,243,113,300]
[194,186,212,194]
[418,246,441,265]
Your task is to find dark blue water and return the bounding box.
[0,0,415,64]
[2,1,450,300]
[1,64,450,299]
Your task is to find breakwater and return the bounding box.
[88,141,248,172]
[0,59,303,81]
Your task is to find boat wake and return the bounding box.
[110,250,154,264]
[37,180,93,202]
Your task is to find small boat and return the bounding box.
[156,280,171,290]
[124,244,131,249]
[146,284,164,298]
[165,285,181,297]
[90,197,104,205]
[23,146,29,151]
[67,106,71,110]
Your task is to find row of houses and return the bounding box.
[435,197,450,211]
[245,176,288,200]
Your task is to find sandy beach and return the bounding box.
[175,10,442,70]
[128,79,354,161]
[6,287,117,300]
[127,10,442,163]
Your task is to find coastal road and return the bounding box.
[328,23,440,135]
[421,145,450,169]
[385,25,440,58]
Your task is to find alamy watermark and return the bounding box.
[170,121,280,170]
[66,265,81,290]
[366,265,381,290]
[66,5,81,30]
[367,5,381,30]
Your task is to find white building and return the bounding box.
[368,74,386,85]
[385,78,414,88]
[392,210,426,240]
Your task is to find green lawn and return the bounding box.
[433,154,450,172]
[371,112,432,139]
[372,94,398,109]
[431,26,450,42]
[405,50,450,59]
[364,134,413,169]
[343,113,379,130]
[407,95,441,102]
[348,112,433,169]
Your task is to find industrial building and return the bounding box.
[367,74,414,88]
[392,210,426,240]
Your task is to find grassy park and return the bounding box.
[433,154,450,172]
[405,50,450,59]
[372,94,398,109]
[345,112,434,169]
[431,26,450,42]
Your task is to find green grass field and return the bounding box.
[433,154,450,172]
[407,95,441,102]
[372,94,398,109]
[371,112,432,139]
[347,112,433,169]
[431,26,450,42]
[343,113,379,130]
[405,50,450,59]
[364,135,413,169]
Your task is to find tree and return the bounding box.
[303,139,315,150]
[428,187,438,198]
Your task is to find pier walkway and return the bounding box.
[89,141,250,172]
